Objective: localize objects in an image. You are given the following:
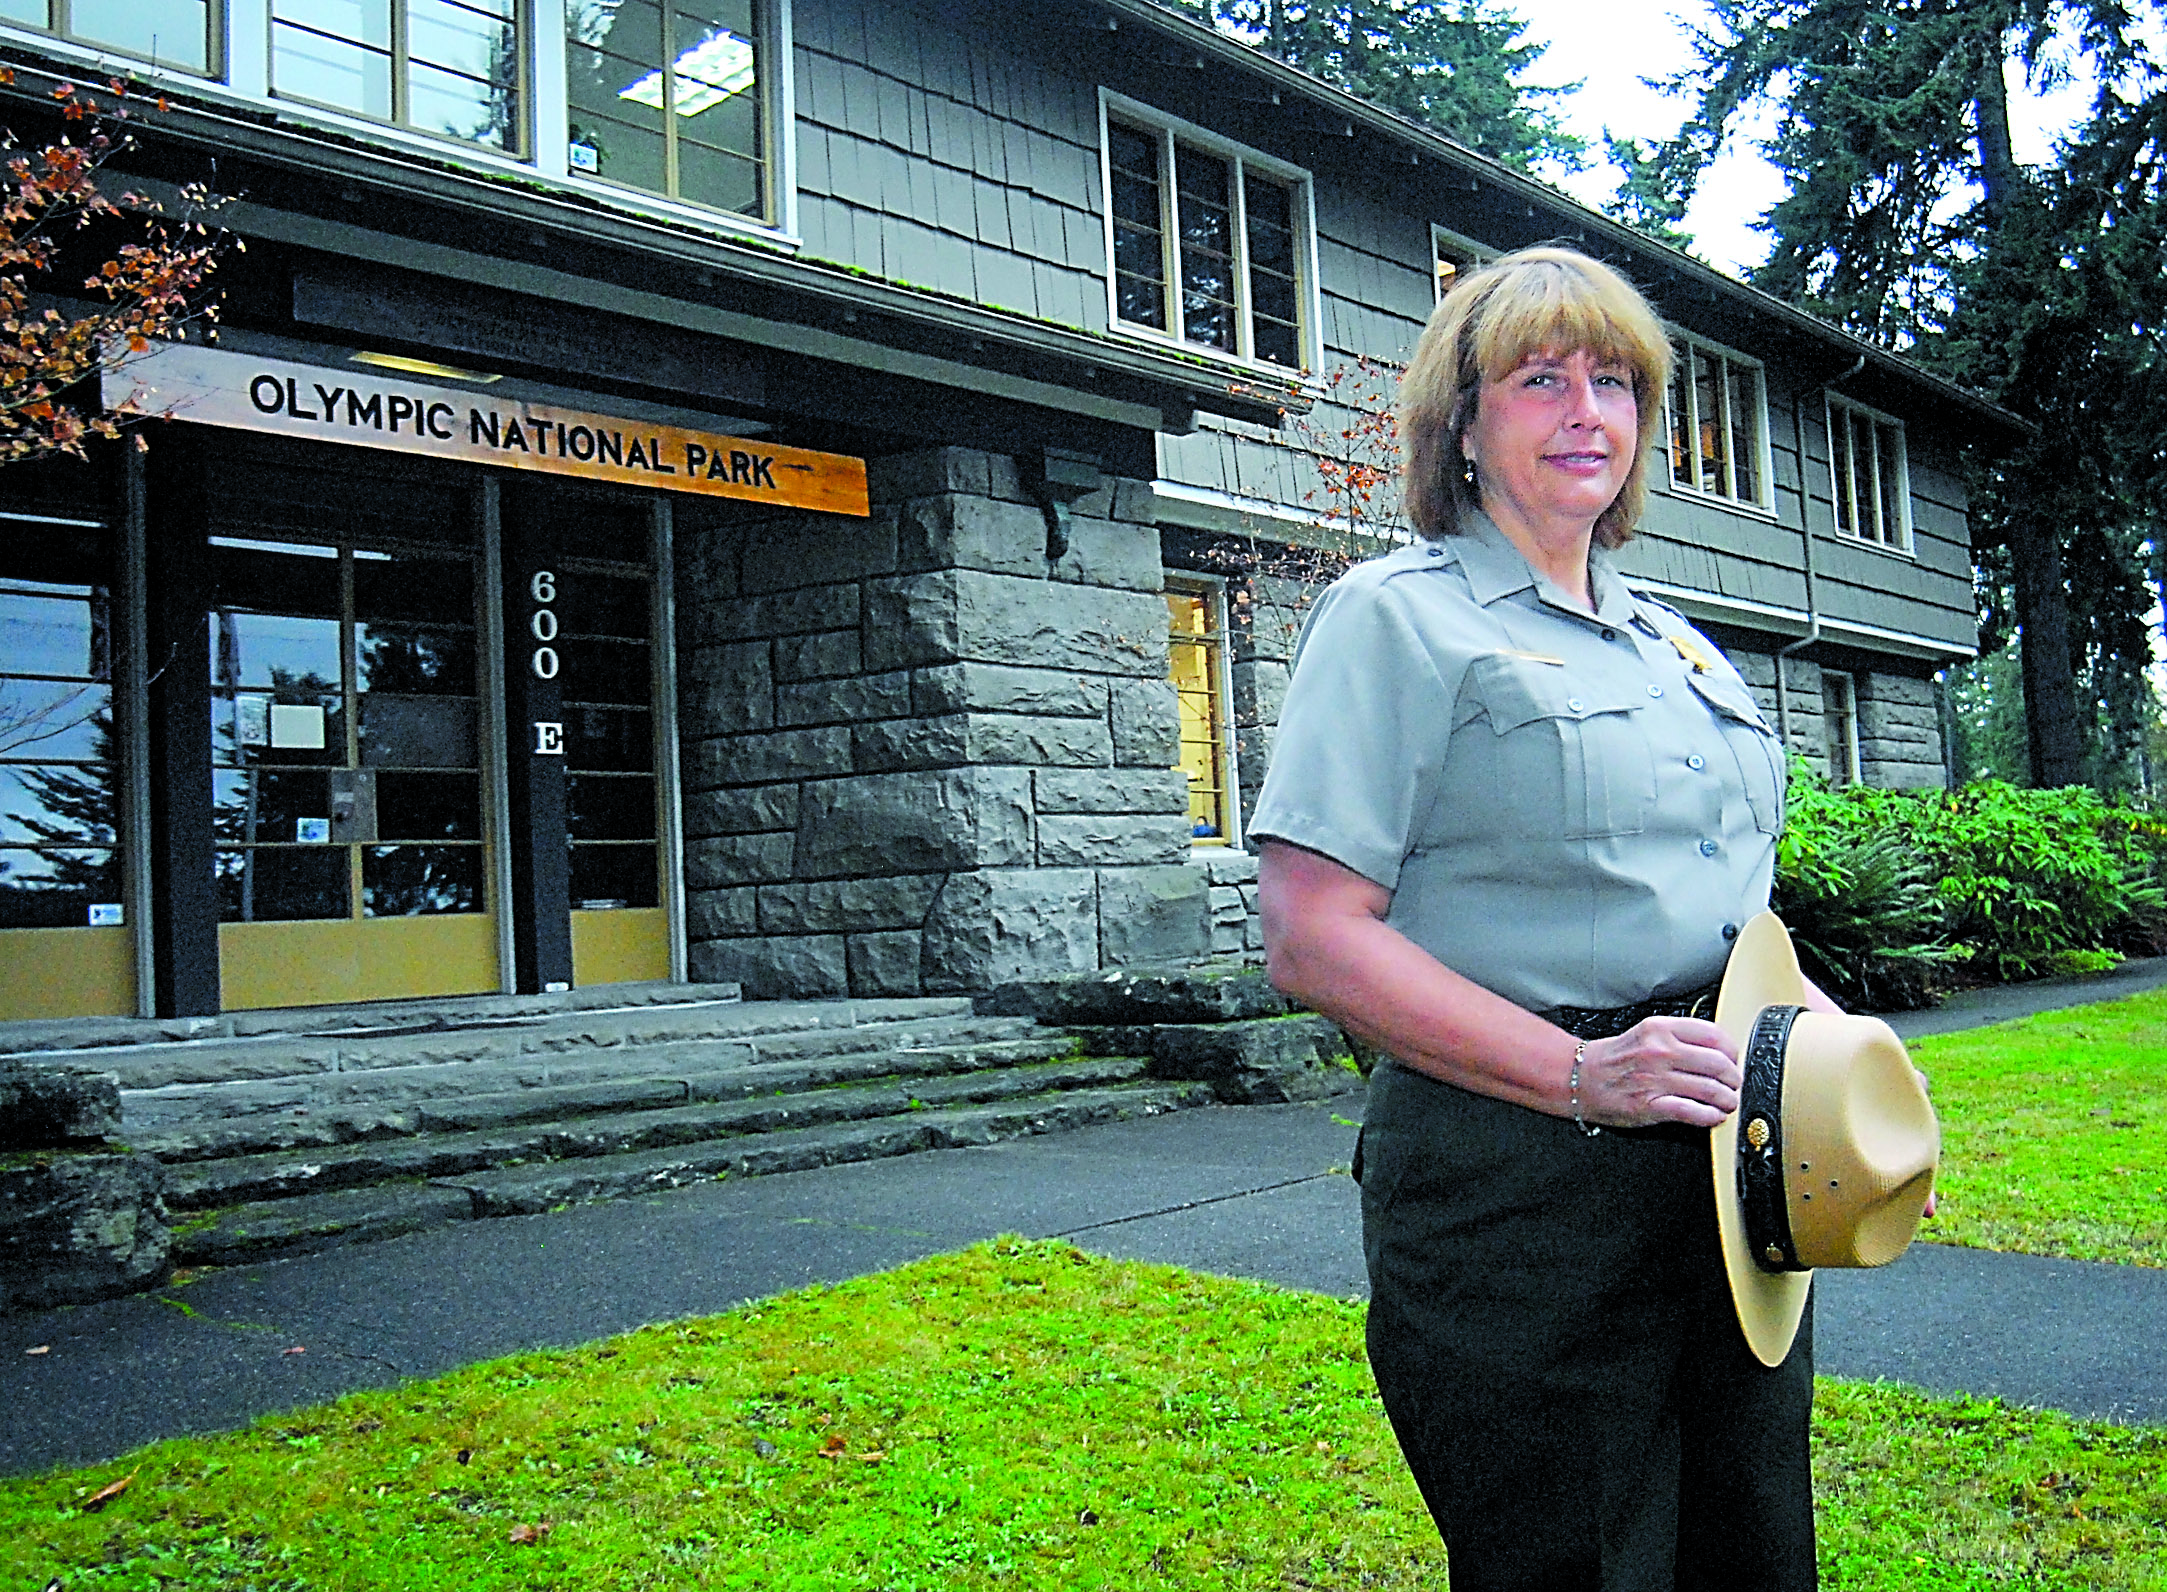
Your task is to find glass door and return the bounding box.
[566,561,667,985]
[210,534,498,1009]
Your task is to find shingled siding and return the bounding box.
[675,447,1213,999]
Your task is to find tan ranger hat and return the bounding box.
[1711,913,1941,1367]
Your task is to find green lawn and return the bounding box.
[7,1241,2167,1591]
[1913,986,2167,1266]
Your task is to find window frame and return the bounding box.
[0,0,225,78]
[1661,331,1774,515]
[1164,573,1241,852]
[1431,223,1490,305]
[1821,668,1861,785]
[1824,393,1914,554]
[267,0,529,158]
[1098,90,1320,375]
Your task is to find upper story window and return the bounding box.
[1104,101,1311,369]
[1665,336,1768,509]
[1432,227,1485,304]
[1827,395,1911,550]
[272,0,522,153]
[0,0,215,73]
[566,0,767,220]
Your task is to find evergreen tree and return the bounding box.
[1188,1,1586,174]
[1630,0,2167,790]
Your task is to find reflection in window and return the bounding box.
[272,0,522,152]
[1,523,123,933]
[0,0,214,74]
[1167,581,1233,846]
[1829,398,1910,549]
[566,0,766,219]
[1107,114,1306,368]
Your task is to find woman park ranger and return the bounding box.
[1251,245,1828,1589]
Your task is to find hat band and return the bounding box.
[1740,1004,1809,1275]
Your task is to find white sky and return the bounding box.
[1507,0,2102,278]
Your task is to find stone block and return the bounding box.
[1048,514,1164,592]
[686,832,794,888]
[1096,863,1212,964]
[863,569,1171,676]
[698,582,860,644]
[1110,676,1180,766]
[0,1061,120,1146]
[688,935,849,999]
[899,493,1047,578]
[1864,759,1946,791]
[691,726,853,786]
[1111,477,1158,524]
[686,887,757,938]
[848,931,923,997]
[793,767,1033,877]
[775,670,913,728]
[0,1149,168,1309]
[683,783,799,836]
[976,960,1291,1023]
[851,715,969,772]
[684,641,772,736]
[1863,671,1935,707]
[676,525,740,602]
[758,874,944,933]
[1038,814,1188,867]
[985,451,1028,503]
[1033,766,1187,815]
[853,713,1113,772]
[921,868,1099,990]
[912,661,1105,718]
[867,446,993,503]
[774,629,863,682]
[1204,850,1259,886]
[739,506,900,594]
[1232,657,1289,729]
[1211,885,1248,925]
[1211,921,1247,955]
[1141,1015,1353,1105]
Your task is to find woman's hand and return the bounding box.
[1575,1017,1742,1130]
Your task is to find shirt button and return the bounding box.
[1699,839,1719,857]
[1602,628,1616,642]
[1566,697,1584,713]
[1722,922,1740,942]
[1647,683,1664,698]
[1687,754,1706,771]
[1427,546,1442,557]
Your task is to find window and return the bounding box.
[0,0,215,73]
[272,0,522,152]
[1166,580,1235,846]
[1822,670,1860,785]
[1106,106,1309,369]
[1432,227,1484,304]
[566,0,767,219]
[1827,397,1910,549]
[1665,338,1768,509]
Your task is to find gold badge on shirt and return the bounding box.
[1669,634,1719,674]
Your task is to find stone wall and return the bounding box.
[677,447,1215,998]
[1856,671,1947,789]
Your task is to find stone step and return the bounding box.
[172,1078,1211,1264]
[160,1053,1152,1211]
[0,980,753,1059]
[134,1034,1085,1163]
[92,996,986,1091]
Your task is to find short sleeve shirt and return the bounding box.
[1248,513,1785,1014]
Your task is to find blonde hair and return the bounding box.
[1399,245,1673,548]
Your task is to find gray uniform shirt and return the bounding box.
[1249,513,1784,1014]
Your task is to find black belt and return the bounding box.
[1546,983,1721,1041]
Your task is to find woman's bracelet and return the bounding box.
[1570,1039,1601,1137]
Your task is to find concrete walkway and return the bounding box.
[5,959,2164,1477]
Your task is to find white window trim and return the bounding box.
[1166,572,1243,853]
[1660,329,1776,518]
[1098,88,1322,376]
[0,0,800,246]
[1430,222,1492,305]
[1822,668,1861,784]
[1824,392,1915,556]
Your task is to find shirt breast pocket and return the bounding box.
[1467,656,1656,840]
[1686,673,1785,834]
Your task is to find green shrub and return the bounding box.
[1774,777,1954,1011]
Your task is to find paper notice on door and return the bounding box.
[295,817,331,844]
[236,696,269,746]
[270,703,327,750]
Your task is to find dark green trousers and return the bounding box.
[1358,1060,1816,1592]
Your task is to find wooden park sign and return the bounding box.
[118,342,870,516]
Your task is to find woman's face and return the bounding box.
[1462,347,1638,537]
